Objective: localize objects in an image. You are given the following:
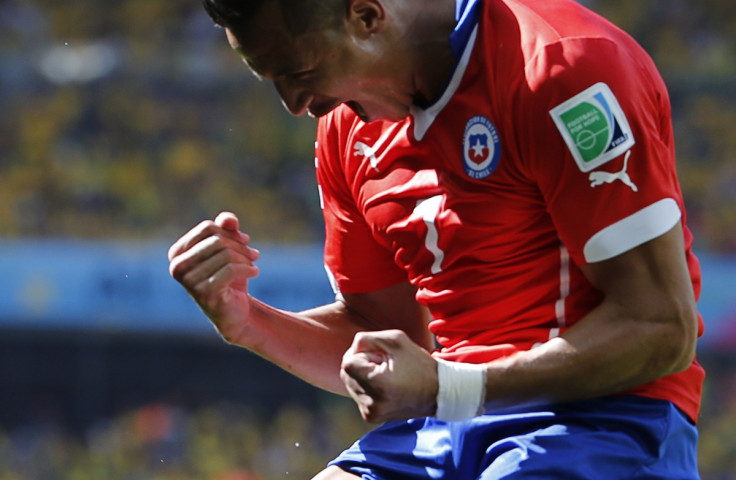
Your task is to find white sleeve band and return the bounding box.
[435,358,486,422]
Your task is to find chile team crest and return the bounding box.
[463,115,501,179]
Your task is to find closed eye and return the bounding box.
[285,69,314,81]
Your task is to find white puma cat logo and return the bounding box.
[588,150,638,192]
[353,129,393,171]
[353,141,379,171]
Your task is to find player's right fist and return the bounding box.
[168,212,261,343]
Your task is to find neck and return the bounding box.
[404,0,457,106]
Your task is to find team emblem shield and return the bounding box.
[463,115,501,179]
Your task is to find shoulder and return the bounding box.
[316,105,362,169]
[482,0,656,82]
[318,104,362,137]
[482,1,665,138]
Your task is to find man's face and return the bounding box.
[226,1,415,123]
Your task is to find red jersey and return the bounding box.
[315,0,704,421]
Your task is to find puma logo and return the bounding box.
[353,141,379,171]
[588,150,638,192]
[353,129,393,171]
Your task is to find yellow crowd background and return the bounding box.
[1,0,735,478]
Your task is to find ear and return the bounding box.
[346,0,386,38]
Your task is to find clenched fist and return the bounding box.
[341,329,439,423]
[168,212,261,343]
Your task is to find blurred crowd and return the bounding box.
[1,0,735,249]
[699,356,736,479]
[0,398,371,480]
[1,0,735,478]
[0,362,735,480]
[0,0,320,242]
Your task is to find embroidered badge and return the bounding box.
[462,115,501,179]
[549,83,635,172]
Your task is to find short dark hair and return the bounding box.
[202,0,346,36]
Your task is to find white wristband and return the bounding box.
[435,358,486,422]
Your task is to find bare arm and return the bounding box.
[342,222,699,422]
[480,221,698,410]
[168,212,431,395]
[242,281,432,395]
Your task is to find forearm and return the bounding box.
[481,299,696,412]
[167,214,423,397]
[231,296,372,395]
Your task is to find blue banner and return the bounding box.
[0,240,733,351]
[0,239,334,336]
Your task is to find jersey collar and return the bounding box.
[451,0,482,61]
[411,0,481,140]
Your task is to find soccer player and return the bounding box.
[168,0,705,477]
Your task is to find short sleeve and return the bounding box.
[517,36,684,266]
[315,111,407,293]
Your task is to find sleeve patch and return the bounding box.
[549,82,635,172]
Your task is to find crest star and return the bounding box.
[472,143,486,157]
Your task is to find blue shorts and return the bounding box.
[329,396,699,479]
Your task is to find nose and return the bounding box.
[273,79,312,116]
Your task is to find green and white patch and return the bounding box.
[550,82,635,172]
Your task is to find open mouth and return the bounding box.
[307,100,369,122]
[306,98,343,118]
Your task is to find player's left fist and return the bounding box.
[340,329,438,423]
